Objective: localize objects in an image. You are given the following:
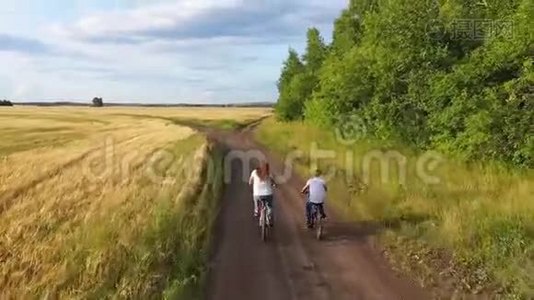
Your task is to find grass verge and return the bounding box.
[169,118,242,130]
[256,118,534,299]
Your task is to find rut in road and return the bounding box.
[205,128,430,300]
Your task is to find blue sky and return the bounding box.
[0,0,347,104]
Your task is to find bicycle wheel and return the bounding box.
[313,205,323,240]
[260,208,267,241]
[316,215,323,240]
[309,205,317,229]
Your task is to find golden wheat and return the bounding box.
[0,106,258,297]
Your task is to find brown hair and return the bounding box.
[258,161,270,181]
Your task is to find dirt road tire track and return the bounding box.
[206,129,429,300]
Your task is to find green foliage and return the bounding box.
[302,27,328,73]
[331,9,360,55]
[275,28,328,121]
[274,0,533,167]
[275,49,305,120]
[276,48,304,93]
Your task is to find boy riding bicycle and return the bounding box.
[301,169,327,228]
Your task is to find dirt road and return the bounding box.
[205,128,429,300]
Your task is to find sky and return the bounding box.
[0,0,347,104]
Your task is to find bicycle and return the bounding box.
[309,203,324,240]
[258,198,271,242]
[303,191,325,240]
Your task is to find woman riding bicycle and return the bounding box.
[248,162,276,226]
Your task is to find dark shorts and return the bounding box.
[306,202,326,223]
[258,195,273,212]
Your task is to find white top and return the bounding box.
[306,177,327,204]
[249,169,274,196]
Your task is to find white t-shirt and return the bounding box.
[306,177,327,204]
[249,169,273,196]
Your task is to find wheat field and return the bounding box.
[0,106,265,298]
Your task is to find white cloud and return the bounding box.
[53,0,244,42]
[1,0,347,103]
[51,0,345,44]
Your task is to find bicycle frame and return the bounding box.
[258,199,269,241]
[309,203,324,240]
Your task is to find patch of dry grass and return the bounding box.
[0,108,229,297]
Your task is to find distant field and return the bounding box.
[0,107,263,298]
[0,107,270,156]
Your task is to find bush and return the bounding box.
[92,97,104,107]
[0,99,13,106]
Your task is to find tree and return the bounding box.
[275,0,532,167]
[92,97,104,107]
[279,28,327,121]
[276,48,304,93]
[330,0,374,55]
[302,28,327,74]
[281,72,316,120]
[0,99,13,106]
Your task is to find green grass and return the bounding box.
[256,118,534,299]
[169,118,242,130]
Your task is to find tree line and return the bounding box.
[0,98,103,107]
[0,100,13,106]
[275,0,533,167]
